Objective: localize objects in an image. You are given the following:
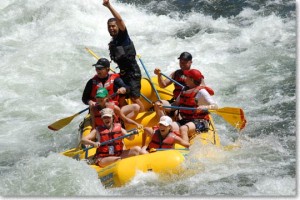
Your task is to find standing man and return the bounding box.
[103,0,145,111]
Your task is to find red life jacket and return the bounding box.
[173,69,186,99]
[179,86,214,120]
[90,73,120,102]
[95,123,123,158]
[148,126,179,149]
[91,103,119,127]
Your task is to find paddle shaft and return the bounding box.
[77,107,89,115]
[140,93,152,104]
[48,107,89,131]
[85,47,117,73]
[163,105,199,111]
[75,129,140,155]
[163,105,246,131]
[137,55,161,101]
[100,129,138,146]
[160,72,185,88]
[85,47,100,59]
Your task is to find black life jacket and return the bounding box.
[108,29,139,74]
[173,69,187,99]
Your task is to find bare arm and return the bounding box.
[81,129,98,147]
[140,127,154,153]
[174,135,190,148]
[82,79,94,105]
[103,0,126,31]
[196,89,218,110]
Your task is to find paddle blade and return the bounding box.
[48,114,78,131]
[212,107,247,131]
[61,147,94,158]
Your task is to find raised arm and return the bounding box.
[154,68,173,88]
[103,0,126,31]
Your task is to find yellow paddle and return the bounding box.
[163,106,246,131]
[209,107,246,131]
[85,47,117,73]
[48,107,89,131]
[62,128,142,158]
[48,93,118,131]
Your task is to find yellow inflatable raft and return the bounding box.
[61,112,220,188]
[61,76,222,188]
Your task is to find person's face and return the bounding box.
[158,124,171,137]
[95,67,109,78]
[107,21,119,37]
[102,116,113,127]
[184,76,195,87]
[179,59,192,70]
[96,97,108,107]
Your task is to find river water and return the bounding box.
[0,0,297,198]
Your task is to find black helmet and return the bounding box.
[92,58,110,69]
[178,52,192,61]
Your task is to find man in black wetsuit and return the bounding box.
[103,0,145,111]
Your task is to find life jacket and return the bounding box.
[173,69,187,99]
[91,103,120,127]
[109,40,136,64]
[179,86,214,120]
[147,126,179,149]
[108,30,140,76]
[90,74,120,103]
[95,123,123,158]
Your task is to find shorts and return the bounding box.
[176,119,209,133]
[120,73,141,98]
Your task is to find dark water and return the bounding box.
[119,0,296,18]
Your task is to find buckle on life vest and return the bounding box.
[194,119,209,133]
